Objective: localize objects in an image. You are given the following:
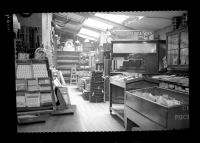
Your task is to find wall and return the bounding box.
[42,13,52,48]
[16,13,42,47]
[42,13,53,66]
[154,25,173,40]
[17,13,42,27]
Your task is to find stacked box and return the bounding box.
[33,64,48,78]
[40,93,52,105]
[27,79,39,91]
[16,79,26,91]
[16,65,32,79]
[16,92,26,107]
[89,71,104,103]
[25,92,40,107]
[38,78,50,84]
[39,85,51,91]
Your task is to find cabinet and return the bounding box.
[111,40,166,74]
[166,27,188,70]
[56,51,80,83]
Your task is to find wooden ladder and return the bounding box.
[70,65,77,85]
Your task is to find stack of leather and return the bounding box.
[89,71,104,103]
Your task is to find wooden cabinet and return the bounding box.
[166,27,188,70]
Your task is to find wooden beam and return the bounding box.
[81,25,103,33]
[77,13,135,30]
[53,13,82,25]
[77,33,98,41]
[55,26,78,35]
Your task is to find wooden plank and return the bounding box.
[110,79,125,88]
[124,106,165,131]
[17,86,125,132]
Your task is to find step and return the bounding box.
[56,65,74,70]
[57,51,80,56]
[56,65,80,70]
[57,63,79,66]
[57,59,79,63]
[60,70,71,75]
[64,77,71,81]
[57,56,79,60]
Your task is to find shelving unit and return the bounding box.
[166,26,188,71]
[16,59,56,119]
[56,51,80,84]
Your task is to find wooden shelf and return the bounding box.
[111,107,124,121]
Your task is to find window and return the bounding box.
[83,18,113,31]
[167,28,189,66]
[79,28,100,39]
[95,13,129,24]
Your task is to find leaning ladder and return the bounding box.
[70,65,78,85]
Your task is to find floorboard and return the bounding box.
[17,85,125,132]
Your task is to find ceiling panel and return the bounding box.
[65,23,81,31]
[66,13,86,23]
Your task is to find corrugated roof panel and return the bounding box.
[67,13,85,23]
[65,23,80,30]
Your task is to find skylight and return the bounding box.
[79,28,100,38]
[77,33,97,41]
[83,18,113,31]
[95,13,129,24]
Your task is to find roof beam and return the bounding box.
[81,25,103,33]
[55,26,78,35]
[77,33,98,41]
[77,13,135,30]
[53,13,82,25]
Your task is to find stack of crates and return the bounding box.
[89,71,104,103]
